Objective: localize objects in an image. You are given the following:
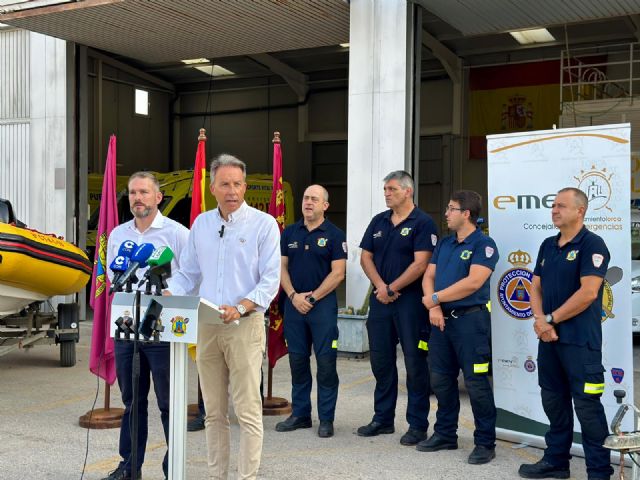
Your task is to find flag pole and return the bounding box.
[263,131,291,416]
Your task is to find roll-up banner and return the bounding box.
[487,124,633,452]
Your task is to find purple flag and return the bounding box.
[89,135,119,384]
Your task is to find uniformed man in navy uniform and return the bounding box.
[519,187,613,480]
[419,190,499,465]
[276,184,347,438]
[357,170,438,446]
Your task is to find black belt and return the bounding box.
[443,305,486,319]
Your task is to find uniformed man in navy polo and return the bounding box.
[419,190,499,465]
[519,187,613,480]
[357,170,438,446]
[276,184,347,438]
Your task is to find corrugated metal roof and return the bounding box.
[0,0,350,63]
[420,0,640,36]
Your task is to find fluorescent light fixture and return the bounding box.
[510,28,555,45]
[339,43,350,48]
[135,89,149,116]
[181,58,209,65]
[194,65,235,77]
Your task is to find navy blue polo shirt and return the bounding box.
[360,207,438,294]
[533,226,610,349]
[281,218,347,296]
[431,228,499,310]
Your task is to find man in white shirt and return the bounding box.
[167,154,281,480]
[103,172,189,480]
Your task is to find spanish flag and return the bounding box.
[189,128,207,227]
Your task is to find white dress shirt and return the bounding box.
[106,211,190,288]
[168,201,281,312]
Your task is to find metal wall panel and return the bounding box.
[0,121,30,223]
[0,29,29,119]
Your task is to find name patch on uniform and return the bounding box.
[460,250,472,260]
[400,227,412,236]
[373,231,382,238]
[288,241,299,249]
[317,238,327,247]
[566,250,578,261]
[342,242,348,253]
[485,246,494,258]
[592,253,604,268]
[431,234,437,246]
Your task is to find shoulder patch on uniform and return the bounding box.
[592,253,604,268]
[342,241,348,253]
[431,234,437,246]
[373,230,382,238]
[288,241,298,249]
[485,246,494,258]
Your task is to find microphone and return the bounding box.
[110,243,155,293]
[109,255,131,286]
[118,240,138,258]
[138,246,175,287]
[219,225,225,238]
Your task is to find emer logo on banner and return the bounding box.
[498,250,534,319]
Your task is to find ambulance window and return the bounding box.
[166,197,191,228]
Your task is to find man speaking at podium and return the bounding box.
[166,154,281,480]
[104,172,189,480]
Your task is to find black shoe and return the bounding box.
[356,421,395,437]
[318,420,334,438]
[468,445,496,464]
[275,415,312,432]
[415,433,458,452]
[187,414,205,432]
[518,460,570,479]
[399,428,427,446]
[102,466,141,480]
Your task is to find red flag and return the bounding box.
[267,132,288,368]
[190,128,207,227]
[89,135,119,384]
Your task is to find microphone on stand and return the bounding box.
[110,243,155,293]
[219,225,225,238]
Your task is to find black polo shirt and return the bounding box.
[360,206,438,294]
[431,228,499,310]
[533,226,610,349]
[281,218,347,295]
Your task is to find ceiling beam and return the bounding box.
[247,53,308,98]
[88,48,175,92]
[421,29,462,83]
[627,15,640,43]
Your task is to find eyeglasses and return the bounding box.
[445,206,465,213]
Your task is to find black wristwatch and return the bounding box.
[545,313,556,326]
[386,285,395,297]
[307,295,316,305]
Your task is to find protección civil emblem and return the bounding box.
[497,250,534,319]
[574,165,613,212]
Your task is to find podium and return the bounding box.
[111,293,224,480]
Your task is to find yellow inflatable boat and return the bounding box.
[0,222,92,316]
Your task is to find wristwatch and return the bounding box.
[431,293,440,305]
[307,295,316,305]
[386,285,396,297]
[545,313,556,326]
[236,304,247,316]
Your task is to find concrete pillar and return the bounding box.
[345,0,419,310]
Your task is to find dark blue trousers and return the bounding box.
[538,341,613,478]
[366,291,430,431]
[283,299,339,421]
[429,308,495,446]
[115,341,170,476]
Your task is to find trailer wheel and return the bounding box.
[57,303,79,367]
[60,341,76,367]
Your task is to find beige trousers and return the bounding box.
[197,312,265,480]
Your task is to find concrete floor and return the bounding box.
[0,321,637,480]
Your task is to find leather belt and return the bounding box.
[443,305,486,319]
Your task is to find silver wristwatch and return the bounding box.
[236,304,247,316]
